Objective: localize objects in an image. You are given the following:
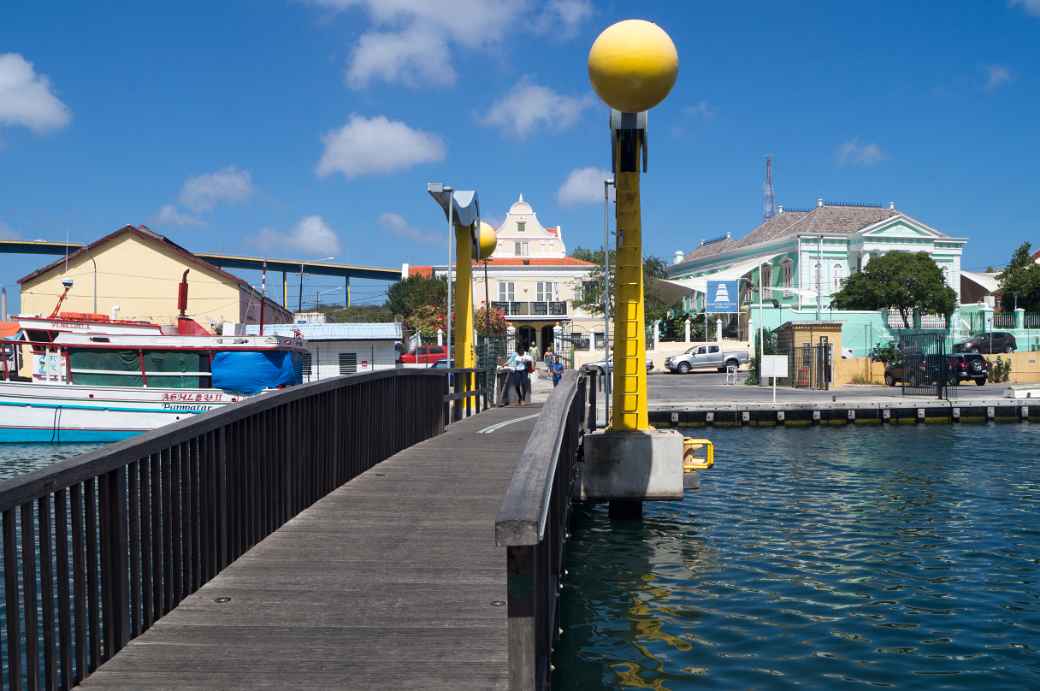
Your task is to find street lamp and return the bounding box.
[588,19,678,432]
[427,184,480,404]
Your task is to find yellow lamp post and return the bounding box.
[427,184,482,413]
[587,19,678,431]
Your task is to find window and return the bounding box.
[517,221,526,232]
[514,240,529,256]
[813,262,823,292]
[782,260,792,288]
[708,345,720,353]
[695,346,706,355]
[536,281,558,302]
[832,263,844,291]
[762,264,772,287]
[582,280,598,303]
[594,332,607,349]
[338,352,357,374]
[497,281,515,302]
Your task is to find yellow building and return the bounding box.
[18,225,292,329]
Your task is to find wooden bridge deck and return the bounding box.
[81,405,541,690]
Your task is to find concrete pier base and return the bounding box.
[579,428,684,501]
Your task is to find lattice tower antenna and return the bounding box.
[763,155,776,220]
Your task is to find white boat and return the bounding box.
[0,313,305,443]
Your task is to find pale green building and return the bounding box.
[667,199,967,313]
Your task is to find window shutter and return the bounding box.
[338,352,358,375]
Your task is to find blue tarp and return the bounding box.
[211,351,302,395]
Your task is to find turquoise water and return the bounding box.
[0,444,103,481]
[558,425,1040,689]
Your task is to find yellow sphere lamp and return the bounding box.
[477,221,498,260]
[587,19,678,113]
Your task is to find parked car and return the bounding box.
[429,358,454,369]
[581,356,654,377]
[884,353,990,386]
[399,344,447,365]
[954,332,1017,354]
[665,345,749,374]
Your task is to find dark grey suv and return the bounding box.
[954,332,1017,354]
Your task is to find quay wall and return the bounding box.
[650,398,1037,428]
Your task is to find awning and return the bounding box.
[960,270,999,294]
[667,253,782,296]
[0,322,20,339]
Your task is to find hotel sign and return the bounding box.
[705,280,739,313]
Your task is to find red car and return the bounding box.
[399,345,447,365]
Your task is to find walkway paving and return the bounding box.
[82,404,540,690]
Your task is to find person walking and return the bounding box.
[550,355,565,387]
[506,344,533,405]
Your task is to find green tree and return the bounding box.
[997,242,1040,312]
[407,304,445,338]
[387,275,447,322]
[830,251,956,328]
[475,305,508,336]
[570,247,682,325]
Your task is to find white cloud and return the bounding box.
[0,53,71,134]
[682,100,716,119]
[535,0,594,37]
[178,166,253,212]
[0,221,19,240]
[309,0,536,89]
[1010,0,1040,17]
[309,1,592,89]
[316,114,445,179]
[154,204,203,227]
[255,215,341,256]
[985,64,1013,91]
[480,78,593,138]
[346,26,455,89]
[836,139,885,167]
[378,212,441,244]
[558,166,612,206]
[308,0,525,45]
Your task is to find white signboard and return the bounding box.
[761,355,788,378]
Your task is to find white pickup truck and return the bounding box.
[665,345,749,374]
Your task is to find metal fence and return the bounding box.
[778,343,831,390]
[898,332,949,399]
[495,369,596,691]
[0,368,467,690]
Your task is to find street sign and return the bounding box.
[705,279,739,313]
[761,355,788,378]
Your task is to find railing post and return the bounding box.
[453,373,463,422]
[103,467,130,656]
[507,545,537,691]
[587,371,597,431]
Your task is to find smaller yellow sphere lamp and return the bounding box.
[588,19,678,113]
[477,221,498,260]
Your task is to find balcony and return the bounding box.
[491,301,568,319]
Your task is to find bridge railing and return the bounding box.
[494,369,598,690]
[0,368,454,690]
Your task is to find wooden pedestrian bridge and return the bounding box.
[0,367,597,690]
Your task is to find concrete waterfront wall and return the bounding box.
[832,351,1040,386]
[650,399,1038,427]
[984,351,1040,383]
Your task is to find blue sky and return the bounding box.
[1,0,1038,310]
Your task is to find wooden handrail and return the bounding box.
[494,370,580,547]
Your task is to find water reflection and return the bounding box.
[557,425,1040,689]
